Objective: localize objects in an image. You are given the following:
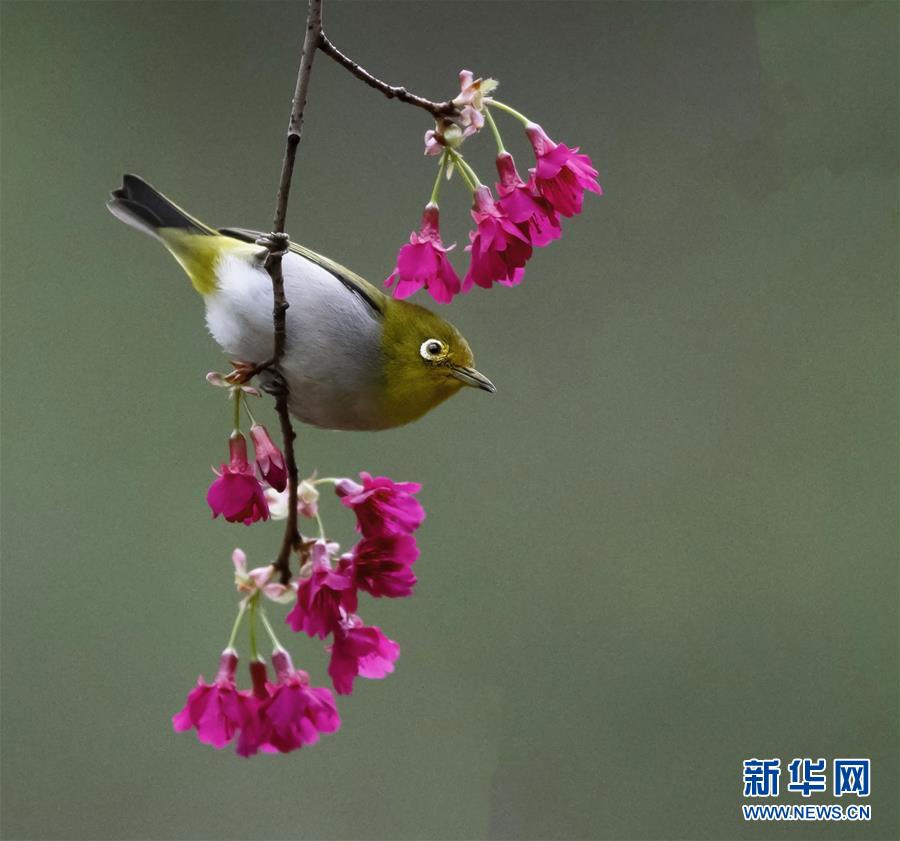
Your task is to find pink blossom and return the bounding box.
[207,434,269,525]
[424,128,443,156]
[525,123,602,218]
[285,540,357,639]
[495,152,561,247]
[463,186,532,291]
[172,649,255,749]
[249,423,287,492]
[350,534,419,598]
[384,204,461,304]
[327,614,401,695]
[336,472,425,538]
[235,658,275,757]
[239,652,340,755]
[232,549,295,604]
[452,70,498,139]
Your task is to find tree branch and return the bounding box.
[263,0,323,585]
[318,32,458,119]
[261,1,457,585]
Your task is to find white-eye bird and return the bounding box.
[108,175,494,431]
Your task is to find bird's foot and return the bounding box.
[225,358,273,385]
[259,368,288,398]
[255,232,290,264]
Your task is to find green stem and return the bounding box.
[243,399,258,426]
[248,596,259,660]
[315,510,326,540]
[232,388,242,433]
[226,601,247,650]
[259,607,285,651]
[487,99,530,125]
[313,477,340,485]
[447,148,480,191]
[484,108,506,153]
[429,152,448,205]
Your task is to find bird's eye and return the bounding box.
[420,339,445,360]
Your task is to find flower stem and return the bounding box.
[248,596,259,660]
[484,108,506,153]
[487,99,530,125]
[232,388,242,433]
[226,601,247,650]
[313,477,340,485]
[315,510,327,540]
[447,149,480,191]
[243,399,258,426]
[429,152,448,205]
[259,607,285,651]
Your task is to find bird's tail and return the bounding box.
[107,174,240,294]
[107,174,215,237]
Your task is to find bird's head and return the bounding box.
[377,298,495,427]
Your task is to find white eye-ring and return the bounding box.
[420,339,445,360]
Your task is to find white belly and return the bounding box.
[204,250,384,430]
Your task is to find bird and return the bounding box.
[107,175,495,431]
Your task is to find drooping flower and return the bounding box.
[249,423,287,492]
[327,614,401,696]
[285,539,357,639]
[172,649,255,749]
[232,549,296,604]
[525,122,602,218]
[384,204,461,304]
[495,152,561,247]
[235,658,275,757]
[336,472,425,538]
[463,185,532,291]
[207,433,269,525]
[251,650,341,754]
[349,534,419,598]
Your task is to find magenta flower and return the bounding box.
[285,540,358,639]
[172,649,255,749]
[350,534,419,598]
[495,152,561,247]
[235,658,275,757]
[463,185,532,292]
[384,204,461,304]
[207,434,269,525]
[249,423,287,492]
[336,472,425,538]
[253,650,341,754]
[327,614,401,696]
[525,122,602,218]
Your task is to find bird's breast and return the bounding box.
[204,250,387,430]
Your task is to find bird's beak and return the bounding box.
[451,365,496,393]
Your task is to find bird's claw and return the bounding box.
[224,359,268,385]
[255,232,290,262]
[260,369,288,398]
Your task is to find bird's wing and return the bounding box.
[218,227,386,318]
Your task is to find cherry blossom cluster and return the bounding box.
[175,384,424,757]
[384,70,602,304]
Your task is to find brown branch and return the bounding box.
[318,32,458,119]
[261,1,456,584]
[263,0,323,585]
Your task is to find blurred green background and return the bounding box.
[1,2,897,839]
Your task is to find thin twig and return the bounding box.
[263,0,323,584]
[261,1,457,584]
[318,33,458,119]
